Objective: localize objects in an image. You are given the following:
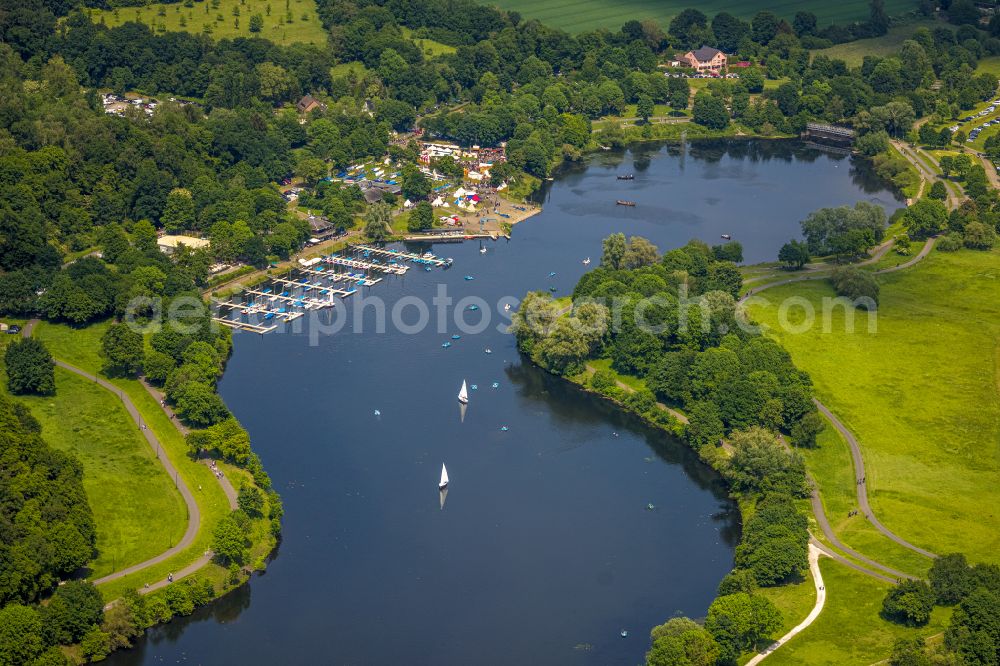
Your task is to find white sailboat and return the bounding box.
[583,257,591,265]
[458,380,469,404]
[439,463,449,489]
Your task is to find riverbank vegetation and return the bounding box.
[513,235,820,663]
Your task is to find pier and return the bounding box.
[352,244,453,267]
[301,265,378,288]
[270,276,358,298]
[323,254,408,275]
[211,317,277,334]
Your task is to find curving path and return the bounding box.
[746,544,828,665]
[813,400,936,560]
[23,319,237,589]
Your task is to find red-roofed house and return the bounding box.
[682,46,727,74]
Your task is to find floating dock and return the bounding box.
[352,244,452,267]
[322,254,408,275]
[211,317,277,334]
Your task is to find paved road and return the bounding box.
[874,236,937,274]
[810,538,897,584]
[813,400,937,560]
[23,319,238,590]
[745,544,828,665]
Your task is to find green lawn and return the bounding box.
[33,321,236,601]
[401,26,456,56]
[811,18,941,67]
[976,55,1000,77]
[86,0,327,46]
[489,0,919,33]
[765,559,949,664]
[10,369,187,578]
[747,249,1000,563]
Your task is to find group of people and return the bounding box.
[209,459,224,480]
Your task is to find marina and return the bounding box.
[353,244,453,267]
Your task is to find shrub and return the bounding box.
[936,233,964,251]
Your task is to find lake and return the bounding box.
[106,140,902,666]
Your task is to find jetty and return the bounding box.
[270,276,357,298]
[322,254,408,275]
[211,317,277,334]
[352,244,453,267]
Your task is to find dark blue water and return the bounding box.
[107,141,901,666]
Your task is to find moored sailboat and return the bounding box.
[458,380,469,404]
[439,464,449,489]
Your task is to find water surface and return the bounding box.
[106,140,900,666]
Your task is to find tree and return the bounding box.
[401,165,431,201]
[237,483,265,517]
[646,618,721,666]
[778,239,810,269]
[792,11,817,36]
[706,593,782,660]
[407,201,433,232]
[5,338,55,395]
[364,202,391,240]
[248,13,263,31]
[964,221,996,250]
[161,189,195,234]
[903,198,948,239]
[929,553,974,605]
[692,92,729,130]
[0,604,45,665]
[637,95,654,123]
[928,181,946,200]
[790,411,824,447]
[42,581,104,644]
[728,427,808,496]
[883,579,935,626]
[831,266,879,309]
[623,236,659,268]
[869,0,890,35]
[712,241,743,264]
[174,381,229,426]
[80,625,112,662]
[717,569,758,596]
[212,512,249,565]
[601,233,627,269]
[855,130,890,156]
[101,322,144,377]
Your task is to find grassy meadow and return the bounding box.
[764,559,949,664]
[33,321,236,601]
[490,0,920,34]
[811,18,940,67]
[747,249,1000,563]
[87,0,327,46]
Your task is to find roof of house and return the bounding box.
[689,46,723,63]
[308,216,332,231]
[363,188,384,203]
[157,235,210,250]
[297,94,320,112]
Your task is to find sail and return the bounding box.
[458,380,469,403]
[440,463,449,488]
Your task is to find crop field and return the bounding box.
[87,0,327,46]
[490,0,919,34]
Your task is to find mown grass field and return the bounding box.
[0,327,188,578]
[765,559,949,664]
[87,0,327,46]
[747,249,1000,564]
[13,369,187,578]
[811,17,940,67]
[490,0,919,34]
[33,321,236,601]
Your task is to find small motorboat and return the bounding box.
[374,410,381,417]
[548,271,556,277]
[504,303,511,312]
[470,384,478,390]
[721,234,732,240]
[442,342,452,348]
[480,247,487,254]
[464,275,475,281]
[467,305,479,311]
[491,382,499,389]
[616,200,636,207]
[451,334,461,340]
[582,257,590,265]
[620,630,629,638]
[484,348,492,354]
[616,174,634,180]
[500,426,509,431]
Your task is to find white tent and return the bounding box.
[431,196,444,206]
[497,182,508,191]
[403,199,414,208]
[453,187,469,198]
[468,171,483,181]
